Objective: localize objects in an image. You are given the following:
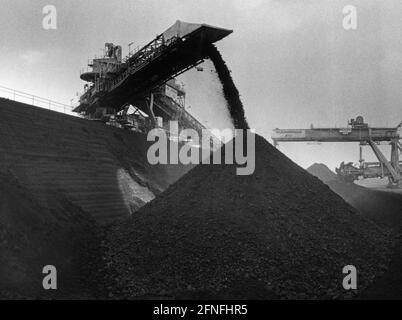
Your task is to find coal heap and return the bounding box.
[104,134,392,299]
[0,98,191,224]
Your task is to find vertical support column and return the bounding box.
[147,92,157,127]
[369,140,399,186]
[359,143,364,168]
[391,139,401,187]
[391,139,400,173]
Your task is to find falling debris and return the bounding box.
[207,44,249,130]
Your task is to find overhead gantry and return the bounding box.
[272,116,402,188]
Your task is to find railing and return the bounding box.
[0,85,78,116]
[109,36,180,91]
[125,44,142,62]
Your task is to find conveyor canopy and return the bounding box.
[74,20,233,115]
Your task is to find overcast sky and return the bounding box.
[1,0,401,171]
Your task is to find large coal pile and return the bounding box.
[207,44,249,130]
[0,98,190,224]
[104,134,392,299]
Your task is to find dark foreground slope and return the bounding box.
[0,171,97,298]
[104,134,392,299]
[0,98,190,223]
[0,98,191,298]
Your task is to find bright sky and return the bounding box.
[1,0,401,171]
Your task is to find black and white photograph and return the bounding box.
[1,0,402,311]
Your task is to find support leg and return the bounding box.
[391,139,401,187]
[369,140,400,187]
[146,92,157,127]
